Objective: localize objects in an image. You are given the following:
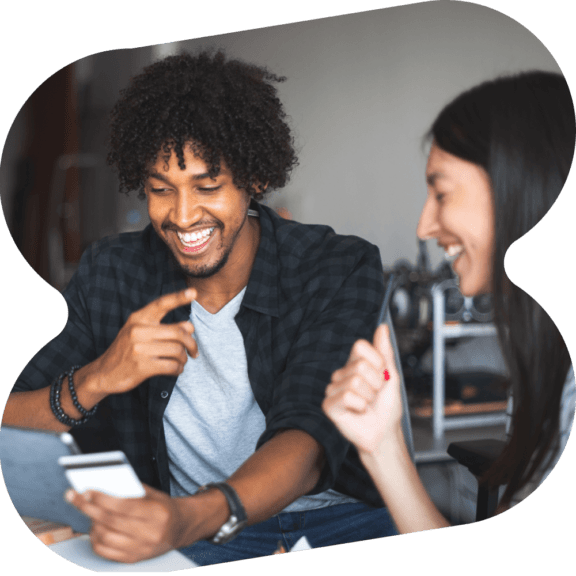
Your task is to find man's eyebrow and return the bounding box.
[148,171,215,182]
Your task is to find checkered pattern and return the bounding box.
[14,203,388,507]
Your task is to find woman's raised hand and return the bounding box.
[322,324,404,455]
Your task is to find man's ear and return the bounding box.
[251,182,269,197]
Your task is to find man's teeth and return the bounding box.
[177,227,215,246]
[444,245,464,261]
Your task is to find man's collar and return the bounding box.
[240,200,280,318]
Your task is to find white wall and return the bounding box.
[114,1,560,269]
[0,2,563,270]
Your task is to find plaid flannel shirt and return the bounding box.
[14,202,388,507]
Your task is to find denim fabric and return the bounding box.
[179,502,398,566]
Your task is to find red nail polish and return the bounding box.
[384,370,390,381]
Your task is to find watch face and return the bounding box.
[212,517,247,544]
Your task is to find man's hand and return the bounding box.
[322,324,404,455]
[65,429,326,564]
[65,485,189,563]
[1,288,199,431]
[90,288,198,397]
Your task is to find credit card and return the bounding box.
[58,451,145,498]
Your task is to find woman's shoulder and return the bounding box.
[563,364,574,392]
[558,365,575,443]
[507,365,574,506]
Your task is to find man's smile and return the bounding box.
[176,227,217,253]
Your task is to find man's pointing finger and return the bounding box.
[143,288,197,322]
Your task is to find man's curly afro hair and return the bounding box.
[107,50,298,200]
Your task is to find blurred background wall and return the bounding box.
[0,1,562,292]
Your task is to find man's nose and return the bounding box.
[172,192,203,228]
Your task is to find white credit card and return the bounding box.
[58,450,146,498]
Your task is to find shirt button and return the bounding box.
[160,390,169,399]
[151,456,156,461]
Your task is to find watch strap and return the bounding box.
[197,482,248,544]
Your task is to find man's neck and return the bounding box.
[186,215,260,314]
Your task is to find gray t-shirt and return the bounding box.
[163,288,357,512]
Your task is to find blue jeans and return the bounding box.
[179,502,398,566]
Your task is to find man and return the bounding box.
[4,50,400,565]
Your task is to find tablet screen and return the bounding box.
[0,426,91,533]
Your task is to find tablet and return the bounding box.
[0,426,91,533]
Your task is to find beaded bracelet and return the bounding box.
[67,365,98,419]
[49,371,67,423]
[50,371,81,426]
[49,366,98,427]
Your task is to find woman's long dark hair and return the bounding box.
[430,71,575,509]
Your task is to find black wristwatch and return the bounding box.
[196,482,248,544]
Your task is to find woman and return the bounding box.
[322,71,575,532]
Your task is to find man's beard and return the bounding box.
[171,248,231,279]
[163,211,248,279]
[165,212,248,280]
